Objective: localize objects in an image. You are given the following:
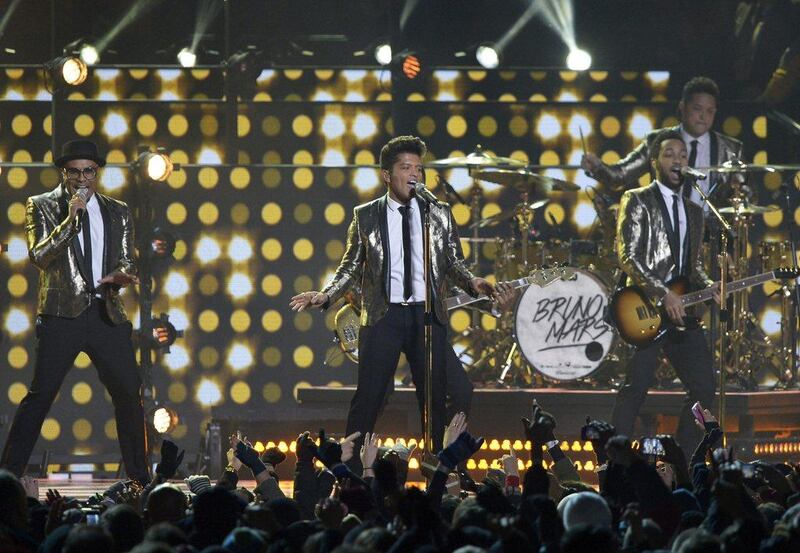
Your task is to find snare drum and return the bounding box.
[514,268,618,381]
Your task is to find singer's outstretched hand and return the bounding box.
[290,291,328,311]
[98,271,139,288]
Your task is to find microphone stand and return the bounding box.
[779,182,799,385]
[417,192,435,456]
[689,176,736,440]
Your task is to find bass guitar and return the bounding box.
[334,266,577,362]
[609,268,799,347]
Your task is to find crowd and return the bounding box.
[2,401,800,553]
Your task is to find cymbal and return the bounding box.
[429,146,525,168]
[719,204,779,215]
[475,168,580,192]
[468,199,549,229]
[699,163,800,173]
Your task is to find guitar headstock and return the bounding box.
[774,266,800,280]
[528,266,578,287]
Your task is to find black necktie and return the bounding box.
[81,211,94,292]
[683,139,699,199]
[671,194,681,276]
[399,206,412,301]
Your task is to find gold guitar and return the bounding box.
[609,268,799,347]
[334,267,577,362]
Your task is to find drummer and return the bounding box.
[581,76,743,210]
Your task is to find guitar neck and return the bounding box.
[680,271,776,307]
[445,275,532,311]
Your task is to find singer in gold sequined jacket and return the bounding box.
[321,194,476,326]
[26,183,135,325]
[616,182,713,303]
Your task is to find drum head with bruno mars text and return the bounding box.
[514,268,615,381]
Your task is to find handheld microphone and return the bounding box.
[410,180,439,204]
[72,187,90,229]
[680,166,707,180]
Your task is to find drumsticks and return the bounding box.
[579,126,588,156]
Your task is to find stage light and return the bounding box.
[401,54,421,79]
[566,48,591,71]
[476,43,500,69]
[136,150,174,182]
[150,227,176,259]
[80,44,99,66]
[46,56,88,86]
[151,405,179,434]
[374,43,392,66]
[146,313,183,352]
[177,47,197,68]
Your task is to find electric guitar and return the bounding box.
[609,268,799,347]
[334,266,578,362]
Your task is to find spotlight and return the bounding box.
[151,405,179,434]
[177,47,197,68]
[46,56,88,86]
[401,54,422,79]
[374,43,392,66]
[146,313,182,352]
[150,227,176,259]
[566,48,591,71]
[476,43,500,69]
[136,149,174,182]
[80,44,100,66]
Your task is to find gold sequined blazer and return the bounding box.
[616,182,713,302]
[26,184,136,325]
[322,194,475,326]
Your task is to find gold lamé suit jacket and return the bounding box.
[322,194,475,326]
[593,125,743,197]
[26,184,136,325]
[616,182,713,302]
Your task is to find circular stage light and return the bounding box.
[177,47,197,68]
[476,43,500,69]
[374,43,392,66]
[566,48,592,71]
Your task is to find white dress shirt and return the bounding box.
[656,180,687,277]
[76,193,105,290]
[386,195,425,303]
[680,126,711,209]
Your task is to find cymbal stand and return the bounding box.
[727,192,755,388]
[690,179,736,438]
[514,190,534,274]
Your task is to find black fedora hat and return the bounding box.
[55,139,106,168]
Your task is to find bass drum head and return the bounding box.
[514,268,616,381]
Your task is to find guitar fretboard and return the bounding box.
[680,272,775,307]
[445,276,530,310]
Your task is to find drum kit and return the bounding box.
[334,147,799,390]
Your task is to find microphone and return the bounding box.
[72,187,90,229]
[410,180,439,204]
[680,166,707,180]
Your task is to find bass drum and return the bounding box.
[514,268,618,381]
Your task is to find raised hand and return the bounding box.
[339,431,362,464]
[316,429,343,469]
[438,431,484,470]
[501,447,519,477]
[521,401,556,444]
[359,432,380,473]
[20,475,39,499]
[155,439,185,479]
[296,431,318,463]
[444,412,467,447]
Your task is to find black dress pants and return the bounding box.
[345,304,448,458]
[611,327,715,454]
[0,300,149,482]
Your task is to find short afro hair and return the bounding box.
[379,135,427,172]
[681,76,720,104]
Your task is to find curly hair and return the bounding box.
[379,135,427,171]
